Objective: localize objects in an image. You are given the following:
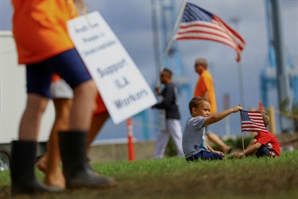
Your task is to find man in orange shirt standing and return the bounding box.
[194,58,232,154]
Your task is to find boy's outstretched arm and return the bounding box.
[204,105,242,126]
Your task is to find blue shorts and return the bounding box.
[26,48,92,98]
[186,150,224,161]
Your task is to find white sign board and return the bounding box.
[67,11,157,124]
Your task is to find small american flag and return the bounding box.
[174,2,246,62]
[241,110,268,133]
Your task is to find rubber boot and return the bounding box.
[58,131,117,189]
[10,140,63,194]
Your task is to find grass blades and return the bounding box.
[0,151,297,198]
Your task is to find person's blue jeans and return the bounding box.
[256,145,271,158]
[186,150,224,161]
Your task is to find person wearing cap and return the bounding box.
[194,58,232,154]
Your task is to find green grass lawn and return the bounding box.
[1,151,298,199]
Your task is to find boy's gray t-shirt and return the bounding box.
[182,116,208,158]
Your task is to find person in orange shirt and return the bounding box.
[36,75,110,189]
[194,58,232,154]
[10,0,116,194]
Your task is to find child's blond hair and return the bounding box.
[261,110,270,127]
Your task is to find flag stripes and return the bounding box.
[174,2,246,62]
[241,110,268,133]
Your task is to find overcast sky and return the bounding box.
[0,0,297,138]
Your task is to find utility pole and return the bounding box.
[271,0,293,132]
[151,0,161,78]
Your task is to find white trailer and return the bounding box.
[0,31,55,170]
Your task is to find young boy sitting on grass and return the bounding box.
[182,97,242,161]
[231,110,281,158]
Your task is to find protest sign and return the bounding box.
[68,11,157,124]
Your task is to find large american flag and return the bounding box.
[174,2,246,62]
[241,110,268,133]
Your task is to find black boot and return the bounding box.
[58,131,117,189]
[10,140,63,194]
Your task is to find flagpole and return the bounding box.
[239,109,246,158]
[156,0,187,87]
